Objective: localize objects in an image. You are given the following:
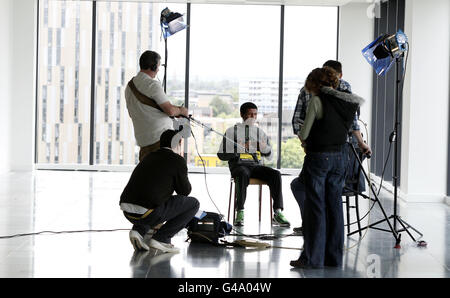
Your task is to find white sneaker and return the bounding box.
[149,239,180,254]
[129,230,149,251]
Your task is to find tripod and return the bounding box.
[345,141,399,244]
[347,56,424,247]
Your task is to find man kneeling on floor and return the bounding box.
[119,129,199,253]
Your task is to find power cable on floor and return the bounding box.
[0,228,130,240]
[189,123,302,250]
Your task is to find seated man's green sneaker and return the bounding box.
[234,210,244,226]
[272,211,290,227]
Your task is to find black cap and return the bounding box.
[160,129,178,148]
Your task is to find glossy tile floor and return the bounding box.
[0,170,448,278]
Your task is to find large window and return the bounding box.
[37,0,186,166]
[188,4,280,168]
[36,1,338,171]
[37,0,92,164]
[281,6,338,169]
[93,2,186,165]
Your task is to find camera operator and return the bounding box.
[125,50,189,161]
[120,129,199,253]
[290,67,365,269]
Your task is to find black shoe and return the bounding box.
[290,259,323,269]
[293,226,303,235]
[324,262,342,268]
[290,259,310,269]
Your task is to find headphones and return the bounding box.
[149,59,158,72]
[175,125,183,134]
[141,51,160,72]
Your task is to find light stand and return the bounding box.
[371,55,423,246]
[160,7,187,93]
[163,36,168,92]
[358,30,425,248]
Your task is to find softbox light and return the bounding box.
[362,30,408,76]
[160,7,187,39]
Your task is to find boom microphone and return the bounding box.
[181,115,250,154]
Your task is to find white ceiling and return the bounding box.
[76,0,369,7]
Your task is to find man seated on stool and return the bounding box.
[217,102,290,227]
[119,129,199,253]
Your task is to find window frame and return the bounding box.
[34,0,339,175]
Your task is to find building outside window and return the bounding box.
[36,0,337,172]
[36,0,92,165]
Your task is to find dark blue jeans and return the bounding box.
[299,150,346,268]
[342,143,366,193]
[124,195,199,244]
[231,165,284,211]
[292,144,366,228]
[290,174,306,221]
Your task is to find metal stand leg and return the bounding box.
[227,180,233,222]
[355,194,362,237]
[346,143,399,243]
[270,195,273,221]
[258,185,262,222]
[346,196,351,235]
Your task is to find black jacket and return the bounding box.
[306,87,364,153]
[120,148,191,209]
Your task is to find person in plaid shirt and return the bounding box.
[290,60,372,235]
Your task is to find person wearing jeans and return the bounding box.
[290,173,306,233]
[120,129,199,253]
[298,151,346,267]
[290,60,371,234]
[124,194,199,251]
[290,67,365,269]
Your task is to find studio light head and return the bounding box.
[160,7,187,39]
[160,7,187,92]
[362,30,408,76]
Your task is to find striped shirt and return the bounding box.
[291,79,360,136]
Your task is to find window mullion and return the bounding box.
[89,1,97,166]
[277,5,285,169]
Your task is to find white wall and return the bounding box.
[338,2,374,185]
[401,0,450,202]
[338,3,374,137]
[11,0,37,172]
[0,0,37,173]
[0,0,13,174]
